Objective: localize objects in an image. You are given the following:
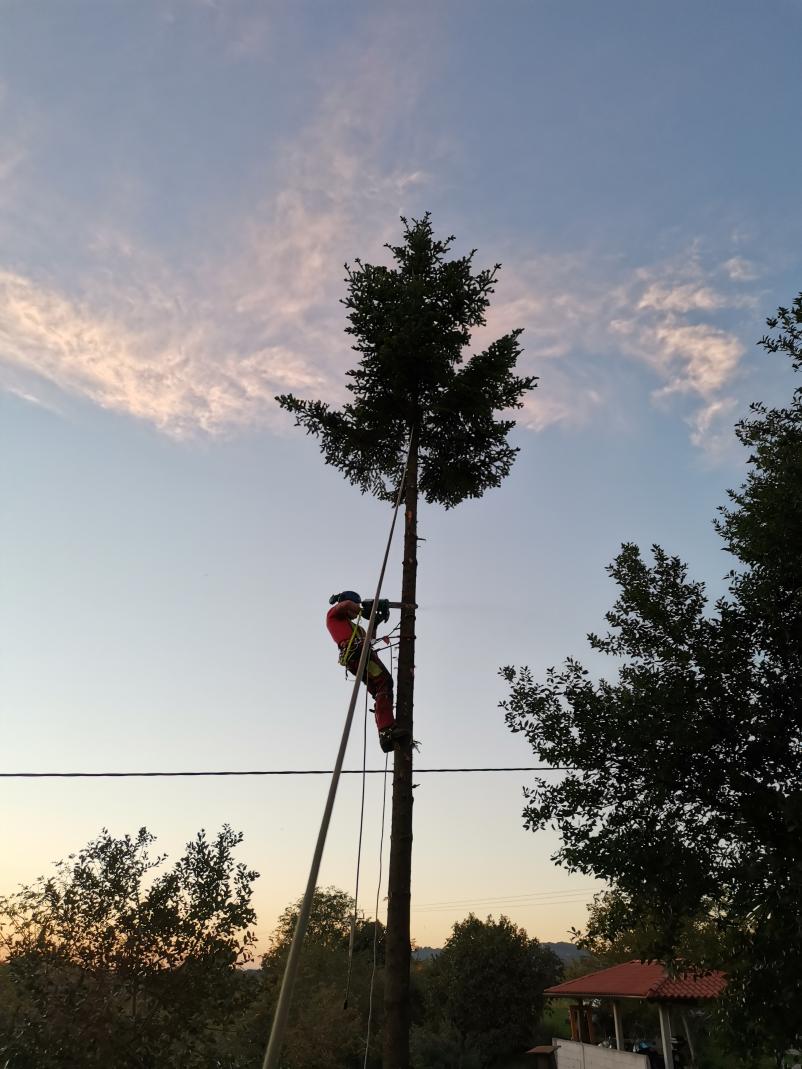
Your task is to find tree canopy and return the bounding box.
[0,826,257,1068]
[246,887,385,1069]
[502,293,802,1059]
[419,913,562,1068]
[276,214,536,1069]
[276,214,536,508]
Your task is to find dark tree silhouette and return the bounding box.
[0,826,257,1068]
[278,214,536,1069]
[503,293,802,1060]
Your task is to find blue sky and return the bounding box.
[2,0,801,950]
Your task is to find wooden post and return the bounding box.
[576,999,587,1042]
[383,429,418,1069]
[568,1005,578,1041]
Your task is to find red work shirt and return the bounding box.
[326,601,364,647]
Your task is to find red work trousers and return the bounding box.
[345,648,395,732]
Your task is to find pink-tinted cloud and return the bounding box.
[0,30,759,463]
[0,27,433,437]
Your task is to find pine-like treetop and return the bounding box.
[277,214,536,508]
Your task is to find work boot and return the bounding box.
[378,725,411,753]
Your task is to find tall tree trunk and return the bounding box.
[383,429,418,1069]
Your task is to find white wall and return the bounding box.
[553,1039,649,1069]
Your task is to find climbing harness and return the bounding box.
[261,436,413,1069]
[338,611,365,668]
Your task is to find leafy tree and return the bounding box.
[574,889,723,970]
[240,887,386,1069]
[277,214,535,1068]
[268,885,383,958]
[0,825,258,1068]
[410,1023,482,1069]
[502,294,802,1060]
[420,914,562,1068]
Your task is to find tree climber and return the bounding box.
[326,591,408,753]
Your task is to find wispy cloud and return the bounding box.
[0,25,760,462]
[0,22,434,436]
[0,268,322,435]
[686,396,740,461]
[476,244,756,449]
[723,256,759,282]
[608,259,750,408]
[637,281,726,313]
[651,322,743,398]
[0,227,757,455]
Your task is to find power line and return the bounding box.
[414,897,598,915]
[412,886,598,909]
[412,895,594,914]
[0,766,569,779]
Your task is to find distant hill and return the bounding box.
[412,942,588,966]
[411,946,440,961]
[543,941,591,965]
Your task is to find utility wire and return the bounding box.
[412,895,595,914]
[412,886,599,909]
[0,766,569,778]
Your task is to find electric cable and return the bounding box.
[413,886,598,909]
[0,766,570,778]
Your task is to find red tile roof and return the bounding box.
[545,960,726,1002]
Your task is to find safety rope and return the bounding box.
[344,610,398,1009]
[261,436,413,1069]
[364,750,390,1068]
[343,686,370,1010]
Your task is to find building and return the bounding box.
[544,960,726,1067]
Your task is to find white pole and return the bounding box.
[612,1000,623,1050]
[658,1004,673,1069]
[578,1000,587,1069]
[681,1009,696,1065]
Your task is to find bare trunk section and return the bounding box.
[383,429,418,1069]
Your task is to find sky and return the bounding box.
[2,0,802,954]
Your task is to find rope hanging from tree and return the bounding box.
[261,434,413,1069]
[343,685,371,1011]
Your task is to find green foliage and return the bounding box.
[502,294,802,1060]
[276,214,536,508]
[236,887,386,1069]
[0,826,258,1068]
[410,1023,482,1069]
[575,889,725,969]
[267,885,383,959]
[419,914,562,1068]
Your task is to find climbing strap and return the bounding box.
[338,611,364,667]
